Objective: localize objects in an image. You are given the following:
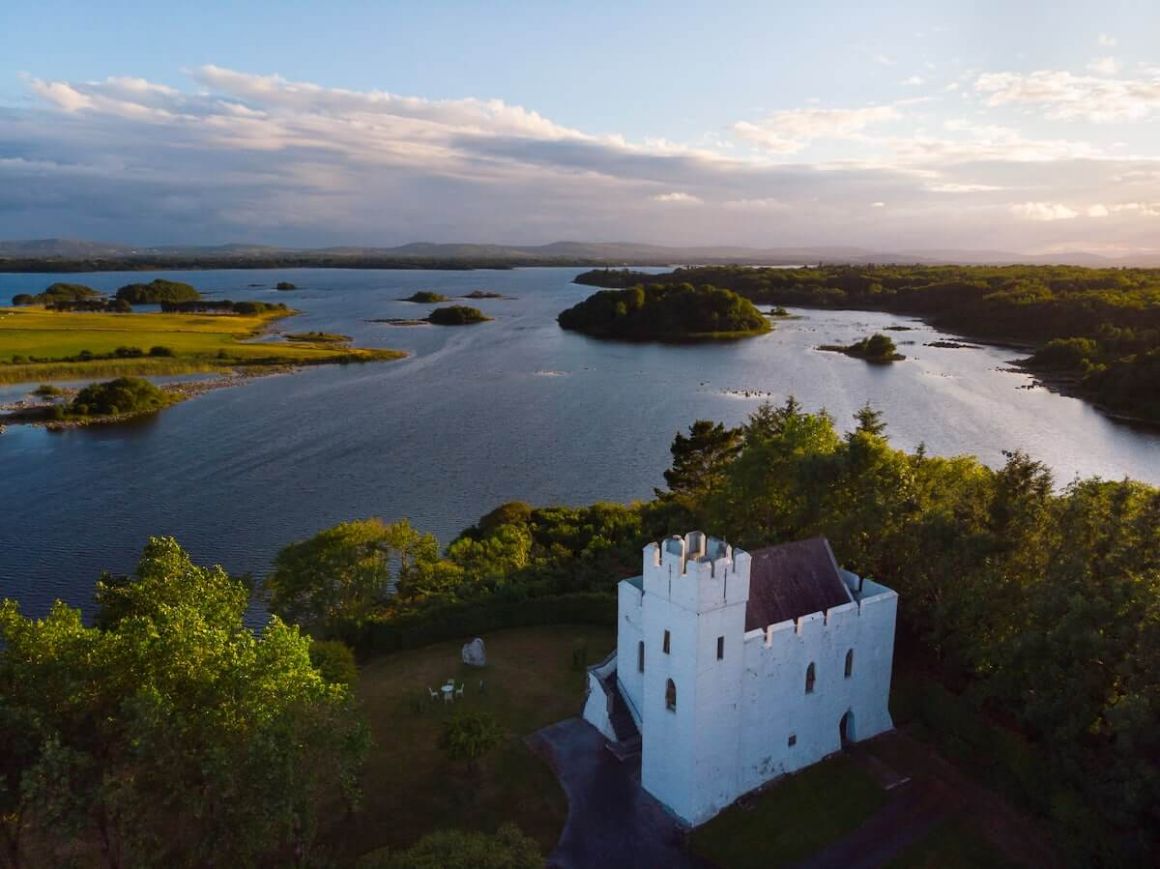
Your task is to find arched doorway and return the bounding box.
[839,710,855,748]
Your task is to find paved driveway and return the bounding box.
[528,717,711,869]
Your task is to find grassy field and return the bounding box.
[887,818,1019,869]
[689,755,887,868]
[0,306,403,383]
[322,625,615,863]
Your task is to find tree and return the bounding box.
[265,518,438,634]
[439,712,504,775]
[853,402,887,436]
[660,420,741,499]
[0,538,368,868]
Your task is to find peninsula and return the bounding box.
[0,303,404,386]
[575,265,1160,423]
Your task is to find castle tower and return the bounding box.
[639,532,752,824]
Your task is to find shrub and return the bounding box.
[148,345,175,357]
[309,639,359,686]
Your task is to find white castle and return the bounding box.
[582,531,897,826]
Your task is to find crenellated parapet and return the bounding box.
[642,531,752,612]
[744,583,897,653]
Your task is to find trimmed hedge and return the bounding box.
[343,592,616,655]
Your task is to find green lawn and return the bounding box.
[690,755,887,869]
[0,306,403,382]
[888,818,1019,869]
[321,625,615,863]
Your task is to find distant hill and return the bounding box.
[1,238,1157,270]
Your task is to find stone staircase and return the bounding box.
[598,666,641,760]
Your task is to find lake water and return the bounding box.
[2,267,1158,618]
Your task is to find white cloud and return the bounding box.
[652,192,703,204]
[975,69,1160,122]
[7,64,1160,253]
[925,182,1003,193]
[1010,202,1079,221]
[1087,57,1121,76]
[734,105,901,154]
[1110,202,1160,216]
[874,54,896,66]
[901,75,925,86]
[722,197,787,210]
[1098,33,1117,47]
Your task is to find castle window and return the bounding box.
[805,662,816,694]
[717,636,725,660]
[788,734,797,747]
[845,649,854,678]
[665,678,677,711]
[638,641,645,673]
[663,630,670,654]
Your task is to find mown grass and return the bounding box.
[690,755,886,868]
[0,306,403,383]
[887,818,1019,869]
[320,625,615,863]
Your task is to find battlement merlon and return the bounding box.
[642,532,752,611]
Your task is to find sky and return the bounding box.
[3,0,1160,253]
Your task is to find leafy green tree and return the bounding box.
[0,538,368,868]
[266,518,438,634]
[439,712,504,775]
[309,639,360,687]
[660,420,741,500]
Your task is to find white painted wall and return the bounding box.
[582,532,898,828]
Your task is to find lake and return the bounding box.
[2,267,1158,617]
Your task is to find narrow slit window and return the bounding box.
[665,678,677,711]
[788,734,797,747]
[844,649,854,678]
[716,636,725,660]
[663,629,670,654]
[638,640,645,673]
[805,662,816,694]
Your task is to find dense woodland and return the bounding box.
[577,265,1160,421]
[261,400,1157,865]
[557,282,769,341]
[3,402,1156,864]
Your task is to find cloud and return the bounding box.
[734,105,901,154]
[925,182,1003,193]
[1010,202,1079,221]
[722,197,787,210]
[975,68,1160,121]
[652,192,702,204]
[901,76,925,86]
[4,65,1160,252]
[1086,57,1121,76]
[1098,34,1117,47]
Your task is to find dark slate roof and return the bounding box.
[745,537,853,631]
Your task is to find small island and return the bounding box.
[402,291,449,303]
[426,305,491,325]
[463,290,506,299]
[2,376,177,428]
[557,282,770,342]
[116,278,201,305]
[818,333,905,363]
[275,281,298,291]
[285,331,350,344]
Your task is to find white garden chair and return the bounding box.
[427,687,439,702]
[455,682,465,699]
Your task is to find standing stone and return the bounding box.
[461,637,487,667]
